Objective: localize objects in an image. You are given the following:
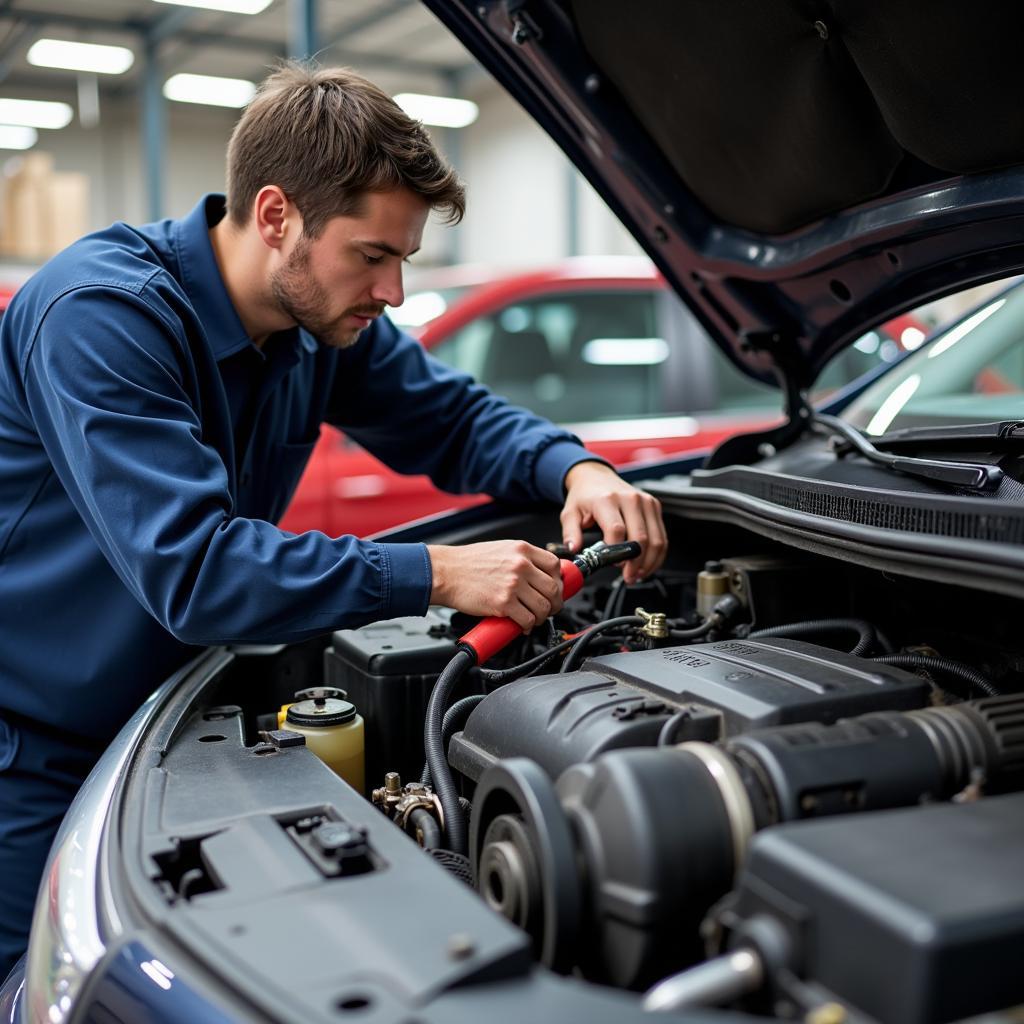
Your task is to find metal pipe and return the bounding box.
[643,948,764,1012]
[141,36,165,223]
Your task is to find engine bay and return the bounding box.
[129,510,1024,1024]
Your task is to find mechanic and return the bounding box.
[0,62,667,977]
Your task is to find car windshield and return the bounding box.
[843,282,1024,435]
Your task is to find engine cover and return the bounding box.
[448,638,929,784]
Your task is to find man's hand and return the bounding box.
[560,461,667,584]
[427,540,563,632]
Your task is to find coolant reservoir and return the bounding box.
[279,687,364,794]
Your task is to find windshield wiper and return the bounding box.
[811,413,1004,492]
[871,420,1024,448]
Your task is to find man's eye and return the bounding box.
[363,253,383,265]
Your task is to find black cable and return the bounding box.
[480,633,581,686]
[423,649,474,855]
[657,710,691,746]
[669,619,715,640]
[546,617,559,644]
[872,653,1001,698]
[407,807,442,850]
[421,693,486,786]
[602,577,626,619]
[749,617,878,657]
[560,615,643,673]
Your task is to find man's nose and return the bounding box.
[370,265,404,309]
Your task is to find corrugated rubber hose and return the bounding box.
[424,648,475,855]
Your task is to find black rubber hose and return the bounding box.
[424,648,475,855]
[560,615,643,673]
[872,653,1001,698]
[657,710,692,746]
[602,577,627,619]
[480,633,581,686]
[421,693,486,786]
[669,619,714,640]
[407,807,442,850]
[750,617,878,657]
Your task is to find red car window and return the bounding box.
[428,289,675,423]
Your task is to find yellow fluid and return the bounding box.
[279,705,365,794]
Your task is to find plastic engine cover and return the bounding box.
[448,638,929,784]
[716,793,1024,1024]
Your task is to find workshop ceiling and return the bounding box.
[0,0,477,103]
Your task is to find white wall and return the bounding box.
[418,78,642,268]
[26,95,236,230]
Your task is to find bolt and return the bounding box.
[447,933,476,960]
[384,772,402,796]
[584,73,600,93]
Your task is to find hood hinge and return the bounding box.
[704,329,813,469]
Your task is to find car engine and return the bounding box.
[298,536,1024,1024]
[132,513,1024,1024]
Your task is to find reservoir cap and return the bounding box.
[287,695,357,727]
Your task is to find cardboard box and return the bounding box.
[0,152,90,261]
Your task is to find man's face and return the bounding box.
[270,187,430,348]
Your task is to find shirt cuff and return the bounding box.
[376,542,433,619]
[534,441,613,501]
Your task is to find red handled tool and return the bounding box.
[457,540,642,664]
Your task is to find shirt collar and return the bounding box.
[173,193,310,362]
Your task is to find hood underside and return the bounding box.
[427,0,1024,387]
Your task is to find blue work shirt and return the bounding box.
[0,194,597,740]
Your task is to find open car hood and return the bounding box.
[426,1,1024,389]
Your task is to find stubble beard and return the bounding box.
[270,236,381,349]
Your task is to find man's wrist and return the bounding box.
[564,459,619,493]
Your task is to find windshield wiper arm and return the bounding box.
[871,420,1024,448]
[811,413,1004,492]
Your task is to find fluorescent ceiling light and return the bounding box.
[866,374,921,436]
[0,125,38,150]
[151,0,272,13]
[582,338,669,366]
[28,39,134,75]
[900,326,927,351]
[163,73,256,108]
[393,93,478,128]
[0,98,73,129]
[927,299,1006,359]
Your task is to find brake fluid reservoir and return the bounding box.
[281,689,364,794]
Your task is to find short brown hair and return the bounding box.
[226,61,465,236]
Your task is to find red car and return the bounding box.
[280,257,921,537]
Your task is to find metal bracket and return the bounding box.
[704,330,813,469]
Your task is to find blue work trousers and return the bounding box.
[0,714,103,981]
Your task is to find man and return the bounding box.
[0,62,666,975]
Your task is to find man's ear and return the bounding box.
[253,186,300,251]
